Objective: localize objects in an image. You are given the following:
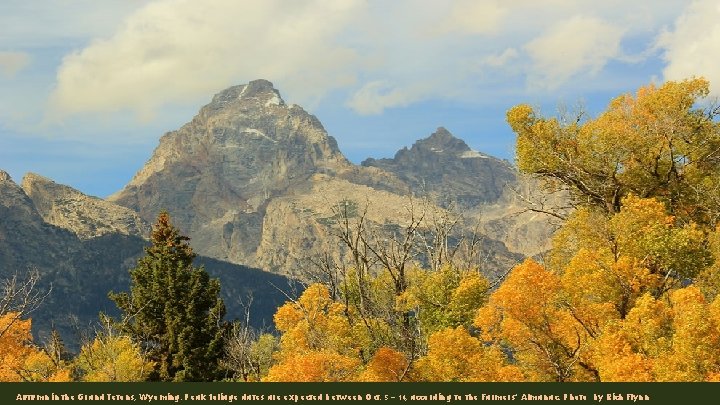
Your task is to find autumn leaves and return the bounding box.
[262,77,720,381]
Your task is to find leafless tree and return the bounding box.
[506,173,573,223]
[221,294,278,382]
[0,268,50,339]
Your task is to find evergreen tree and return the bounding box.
[110,211,227,381]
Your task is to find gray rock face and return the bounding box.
[109,79,352,267]
[0,171,55,272]
[21,173,149,240]
[1,171,42,226]
[362,127,517,209]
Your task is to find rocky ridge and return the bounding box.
[21,172,149,240]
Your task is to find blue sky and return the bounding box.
[1,0,719,198]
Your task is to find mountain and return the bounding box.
[0,170,296,350]
[109,79,354,267]
[362,127,517,209]
[109,80,526,277]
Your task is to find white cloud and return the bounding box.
[659,0,720,96]
[0,51,29,77]
[48,0,362,120]
[524,16,625,89]
[346,81,423,115]
[436,0,507,35]
[38,0,693,124]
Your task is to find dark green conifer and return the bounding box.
[110,211,227,381]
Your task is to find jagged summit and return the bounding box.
[21,172,54,189]
[419,127,469,152]
[210,79,285,108]
[113,79,350,199]
[0,169,39,222]
[397,127,494,160]
[362,127,516,208]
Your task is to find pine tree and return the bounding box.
[110,211,228,381]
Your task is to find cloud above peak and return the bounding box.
[524,16,625,90]
[41,0,699,122]
[48,0,363,120]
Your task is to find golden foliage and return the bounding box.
[74,335,152,382]
[0,313,34,381]
[474,259,595,381]
[510,77,720,222]
[416,327,523,382]
[263,350,360,382]
[0,313,71,382]
[358,347,408,382]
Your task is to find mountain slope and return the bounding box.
[362,128,560,257]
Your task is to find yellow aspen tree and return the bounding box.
[509,77,720,223]
[416,327,523,382]
[474,260,596,381]
[266,284,364,381]
[0,313,71,382]
[74,334,152,382]
[357,347,409,382]
[0,313,34,381]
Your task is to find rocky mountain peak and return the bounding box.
[21,172,53,189]
[243,79,284,102]
[362,127,516,208]
[0,169,45,232]
[210,79,285,108]
[22,172,148,240]
[419,127,469,152]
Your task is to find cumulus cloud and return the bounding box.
[346,81,424,115]
[0,51,30,77]
[42,0,693,121]
[524,16,625,89]
[659,0,720,96]
[48,0,362,120]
